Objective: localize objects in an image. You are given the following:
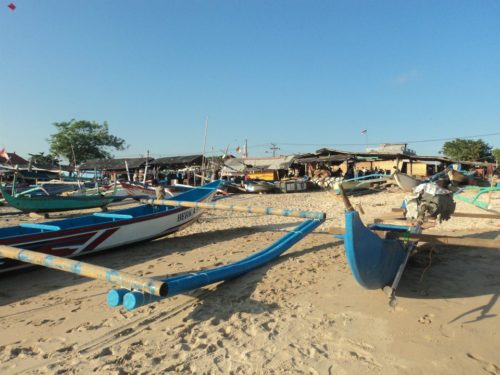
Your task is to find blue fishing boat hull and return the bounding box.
[0,181,222,274]
[343,211,407,289]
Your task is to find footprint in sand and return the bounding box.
[3,346,40,361]
[91,347,113,359]
[418,314,434,325]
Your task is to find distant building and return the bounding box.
[366,143,416,156]
[296,148,450,178]
[0,152,29,166]
[221,155,298,181]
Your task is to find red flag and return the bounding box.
[0,148,10,161]
[8,3,16,10]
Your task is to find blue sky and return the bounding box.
[1,0,499,161]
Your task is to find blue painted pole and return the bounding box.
[114,218,324,310]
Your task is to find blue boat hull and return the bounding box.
[343,211,407,289]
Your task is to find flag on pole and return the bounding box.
[0,148,10,161]
[8,3,16,10]
[361,129,367,135]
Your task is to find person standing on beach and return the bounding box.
[153,179,165,200]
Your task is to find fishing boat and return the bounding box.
[392,170,422,192]
[0,184,119,213]
[340,210,416,289]
[0,181,221,274]
[332,174,390,195]
[120,181,191,198]
[447,169,469,184]
[243,180,276,193]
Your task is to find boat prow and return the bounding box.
[343,211,407,289]
[392,170,422,192]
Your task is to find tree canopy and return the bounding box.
[493,148,500,163]
[48,120,126,166]
[441,139,493,162]
[28,152,60,166]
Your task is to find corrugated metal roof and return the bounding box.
[80,157,155,170]
[155,155,203,166]
[221,155,297,174]
[313,148,452,163]
[295,154,352,163]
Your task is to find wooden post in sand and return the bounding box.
[0,245,167,297]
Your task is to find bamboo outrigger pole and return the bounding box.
[325,226,499,249]
[0,245,167,297]
[385,232,500,249]
[391,207,500,220]
[139,198,326,220]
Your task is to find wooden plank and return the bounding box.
[452,212,500,219]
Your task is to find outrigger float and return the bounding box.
[0,180,325,310]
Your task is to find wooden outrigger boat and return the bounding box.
[335,185,499,303]
[332,174,390,195]
[341,210,419,289]
[0,181,325,310]
[0,181,221,273]
[0,184,120,213]
[243,180,276,193]
[392,170,422,192]
[447,168,469,184]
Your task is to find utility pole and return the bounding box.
[201,116,208,186]
[269,143,280,157]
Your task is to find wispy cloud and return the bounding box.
[395,70,420,85]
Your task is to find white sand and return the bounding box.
[0,189,499,374]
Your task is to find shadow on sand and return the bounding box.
[183,241,336,324]
[395,230,500,322]
[0,221,320,307]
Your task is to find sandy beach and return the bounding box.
[0,189,499,374]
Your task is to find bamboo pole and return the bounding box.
[139,198,326,220]
[386,232,499,249]
[326,227,499,249]
[452,212,500,219]
[391,207,500,220]
[0,245,167,296]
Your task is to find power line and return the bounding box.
[270,132,500,147]
[114,132,500,158]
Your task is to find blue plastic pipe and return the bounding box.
[108,218,324,310]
